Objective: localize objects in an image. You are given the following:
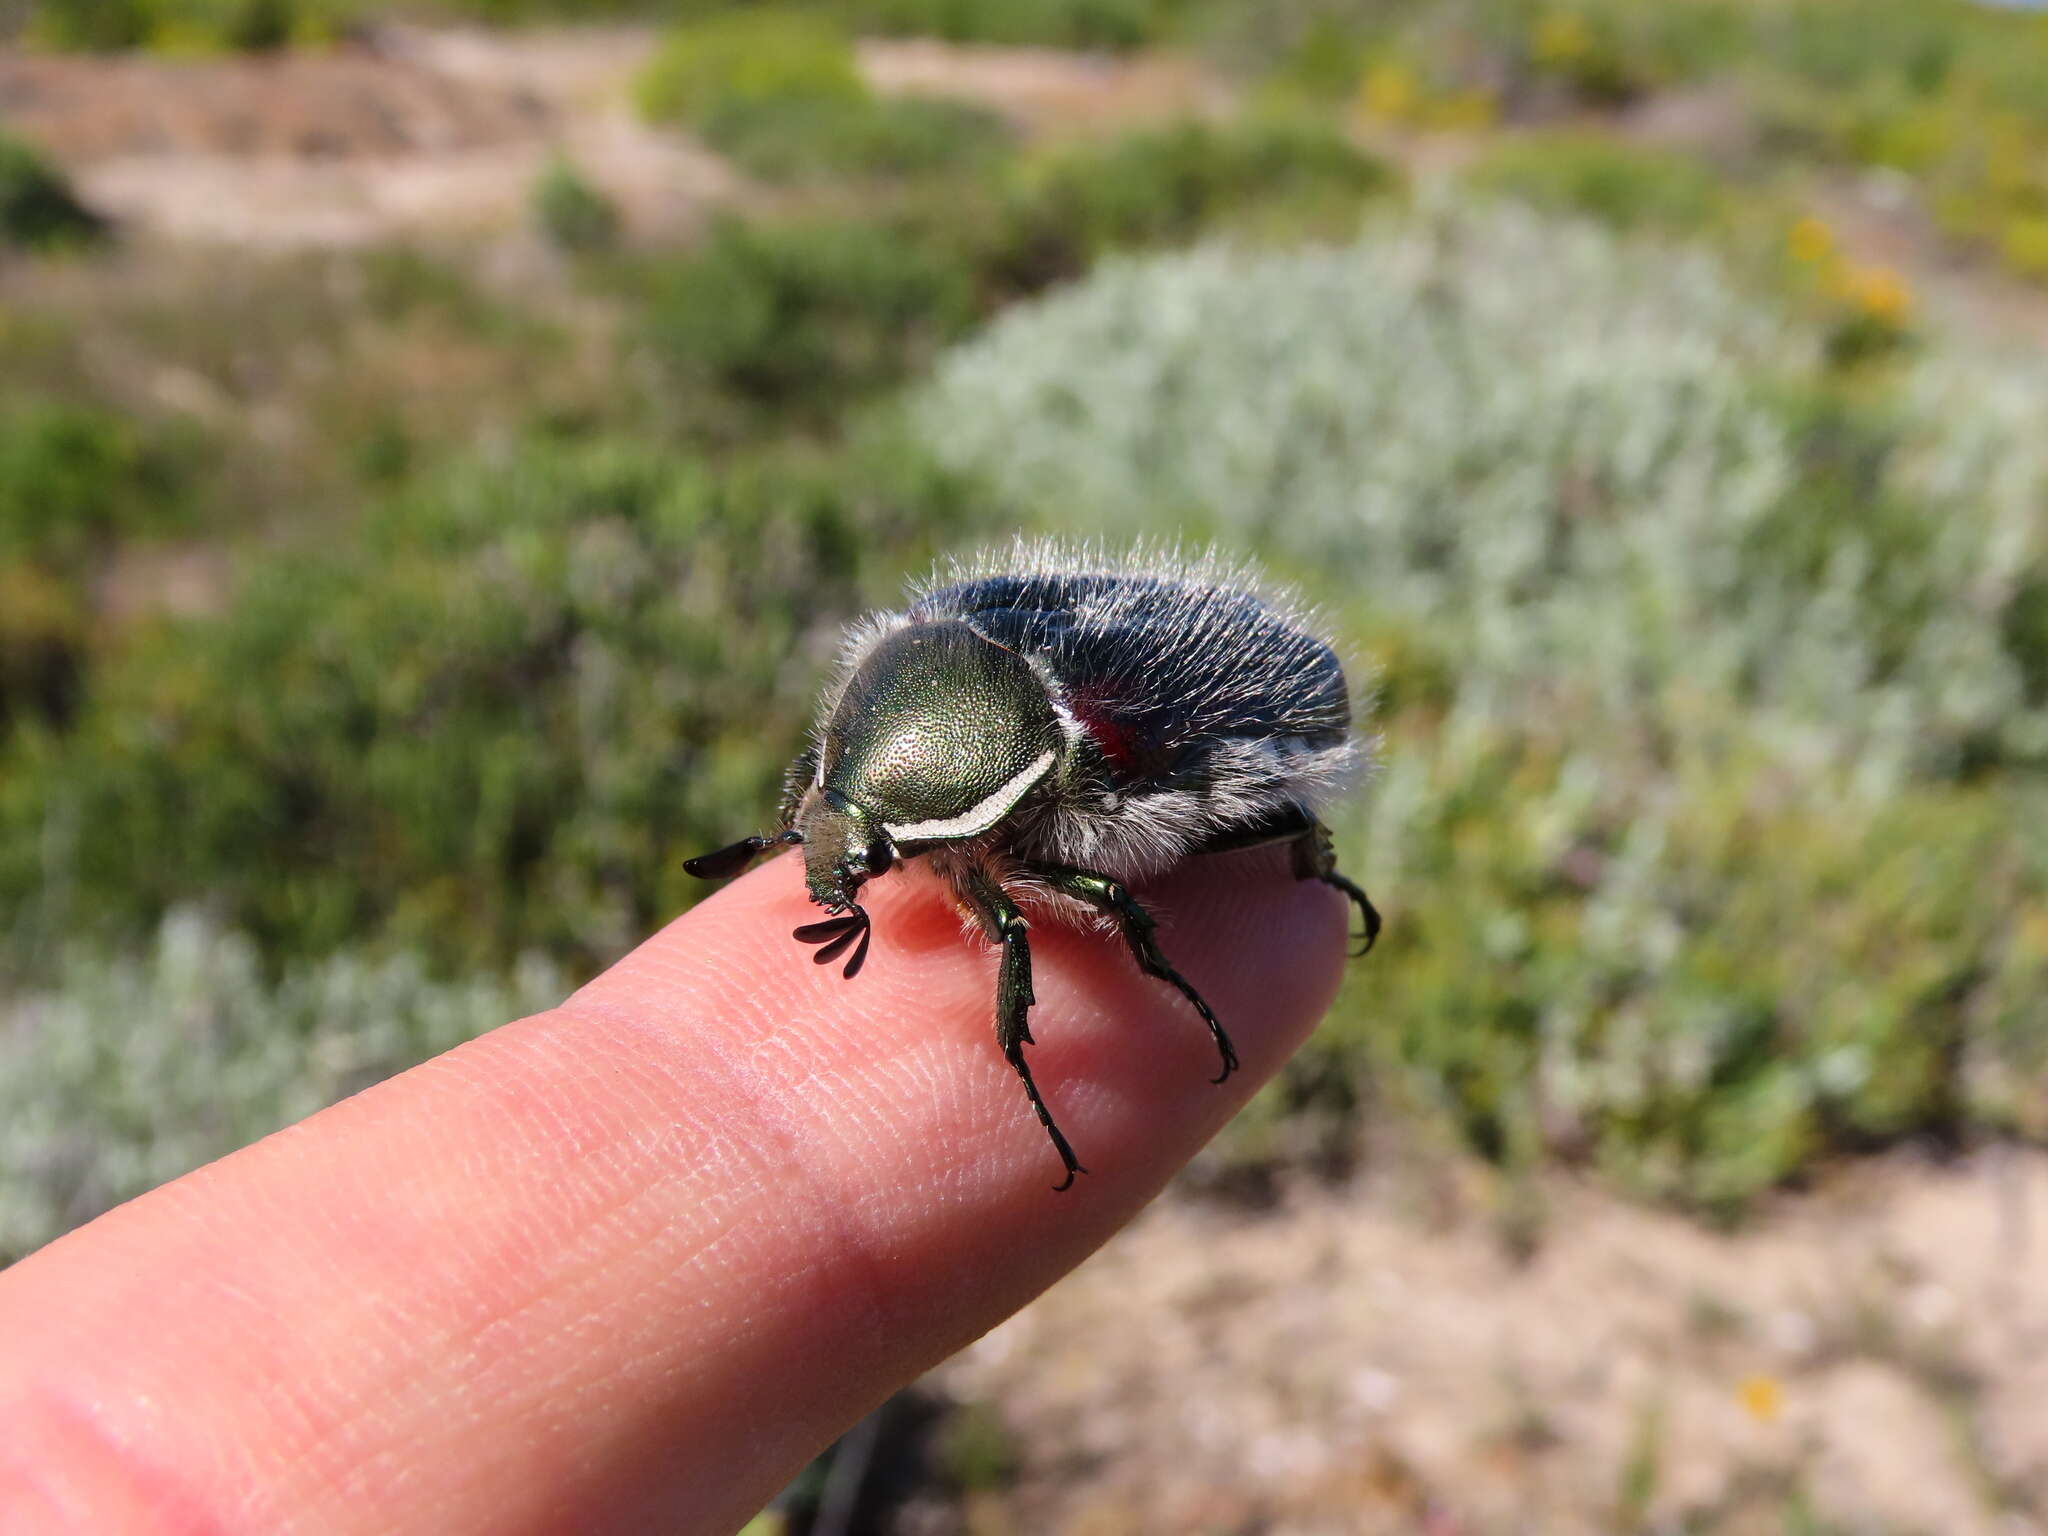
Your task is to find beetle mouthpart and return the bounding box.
[793,905,872,979]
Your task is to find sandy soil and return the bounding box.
[855,37,1225,138]
[931,1147,2048,1534]
[0,26,734,245]
[0,28,1221,248]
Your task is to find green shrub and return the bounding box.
[0,401,198,567]
[532,155,621,254]
[1467,134,1731,235]
[0,912,565,1262]
[0,400,208,735]
[0,431,980,971]
[918,206,2048,1209]
[637,9,868,127]
[636,8,1011,183]
[701,92,1011,183]
[1256,0,1745,116]
[639,216,978,432]
[2002,213,2048,284]
[28,0,350,50]
[966,116,1399,296]
[841,0,1155,50]
[1224,0,2048,287]
[1757,0,1978,99]
[25,0,153,49]
[0,134,106,252]
[1523,6,1656,106]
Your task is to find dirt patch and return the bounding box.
[1804,172,2048,353]
[0,40,548,158]
[930,1147,2048,1534]
[857,38,1228,138]
[0,26,733,246]
[0,30,1228,249]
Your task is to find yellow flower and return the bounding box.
[1848,265,1913,326]
[1358,62,1418,125]
[1787,216,1834,265]
[1737,1373,1783,1423]
[1533,11,1594,64]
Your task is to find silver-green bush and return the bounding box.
[919,204,2048,1208]
[0,913,562,1261]
[922,203,2047,780]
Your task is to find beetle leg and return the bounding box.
[1289,819,1382,957]
[962,869,1086,1192]
[1028,863,1237,1086]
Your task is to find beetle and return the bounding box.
[685,543,1379,1190]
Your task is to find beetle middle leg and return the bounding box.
[1028,863,1238,1085]
[962,869,1086,1192]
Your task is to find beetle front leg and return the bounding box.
[1290,819,1382,957]
[1029,863,1237,1085]
[962,870,1086,1192]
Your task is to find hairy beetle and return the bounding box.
[686,544,1379,1190]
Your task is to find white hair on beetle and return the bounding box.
[687,539,1383,1191]
[903,537,1374,881]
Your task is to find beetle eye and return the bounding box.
[866,841,895,876]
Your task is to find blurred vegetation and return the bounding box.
[24,0,351,49]
[1303,0,2048,290]
[531,155,620,253]
[6,0,2048,1257]
[637,214,979,432]
[24,0,2044,286]
[0,432,978,971]
[0,400,210,742]
[0,106,1399,1005]
[635,9,1013,183]
[1466,133,1733,235]
[920,204,2048,1215]
[0,911,563,1263]
[16,0,1179,49]
[968,115,1399,291]
[0,132,107,252]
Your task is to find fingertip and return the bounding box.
[0,843,1360,1536]
[576,841,1350,1210]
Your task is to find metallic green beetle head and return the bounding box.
[795,787,894,914]
[683,617,1070,977]
[784,620,1065,972]
[818,620,1062,848]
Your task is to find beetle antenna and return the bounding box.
[683,829,802,881]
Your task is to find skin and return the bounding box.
[0,845,1346,1536]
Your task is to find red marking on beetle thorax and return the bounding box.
[1064,687,1143,776]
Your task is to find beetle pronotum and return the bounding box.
[687,543,1379,1190]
